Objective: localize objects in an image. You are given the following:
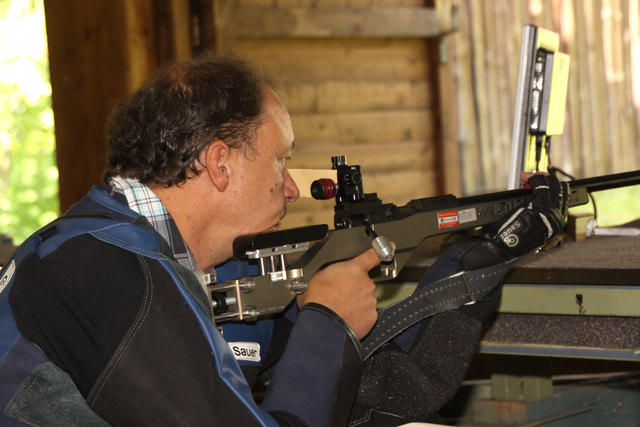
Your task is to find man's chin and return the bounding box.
[260,209,286,233]
[259,221,281,234]
[270,221,282,232]
[273,209,286,231]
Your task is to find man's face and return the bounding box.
[228,90,300,237]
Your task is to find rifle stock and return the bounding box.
[208,166,640,323]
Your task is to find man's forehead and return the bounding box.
[263,89,294,152]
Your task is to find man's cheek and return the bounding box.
[272,175,285,192]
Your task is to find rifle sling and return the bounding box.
[362,257,522,360]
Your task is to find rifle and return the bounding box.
[207,156,640,323]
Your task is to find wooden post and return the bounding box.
[434,0,462,195]
[44,0,195,211]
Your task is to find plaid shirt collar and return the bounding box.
[110,176,199,271]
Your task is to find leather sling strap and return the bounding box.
[362,257,522,359]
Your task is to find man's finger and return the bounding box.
[351,247,383,271]
[519,172,533,186]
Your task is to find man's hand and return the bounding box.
[298,248,381,339]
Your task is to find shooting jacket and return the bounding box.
[0,186,363,427]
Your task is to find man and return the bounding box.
[0,56,568,426]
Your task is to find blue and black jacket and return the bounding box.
[0,186,364,426]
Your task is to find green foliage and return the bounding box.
[569,186,640,228]
[0,0,59,245]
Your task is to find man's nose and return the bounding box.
[284,169,300,202]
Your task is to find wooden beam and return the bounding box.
[44,0,196,211]
[286,140,434,172]
[45,0,135,211]
[278,80,432,114]
[167,0,194,61]
[230,7,453,38]
[208,0,236,53]
[235,38,433,81]
[433,0,461,195]
[290,110,435,145]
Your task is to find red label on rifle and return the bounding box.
[437,210,459,229]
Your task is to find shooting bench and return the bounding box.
[382,230,640,424]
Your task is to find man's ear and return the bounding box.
[204,140,231,192]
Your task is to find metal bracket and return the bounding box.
[201,241,311,323]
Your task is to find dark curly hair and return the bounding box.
[103,56,273,186]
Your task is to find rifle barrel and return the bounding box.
[569,169,640,193]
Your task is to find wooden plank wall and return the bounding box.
[206,0,455,229]
[449,0,640,194]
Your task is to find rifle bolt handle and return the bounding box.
[372,235,394,262]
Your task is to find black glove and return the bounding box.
[488,174,569,258]
[459,174,569,270]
